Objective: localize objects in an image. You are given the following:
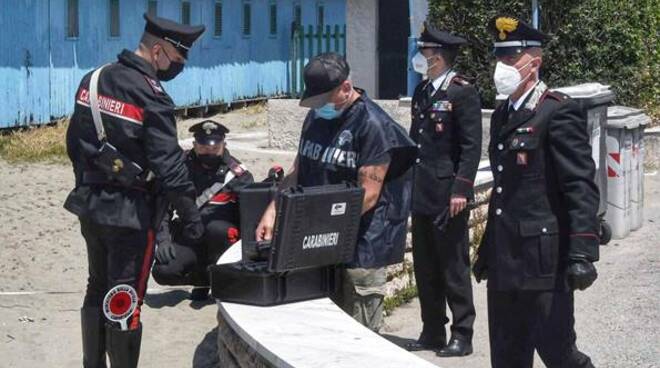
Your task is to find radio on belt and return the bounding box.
[210,182,364,306]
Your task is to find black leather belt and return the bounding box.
[82,170,152,191]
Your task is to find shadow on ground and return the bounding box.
[144,290,190,308]
[193,327,220,368]
[380,333,417,349]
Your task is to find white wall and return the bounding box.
[346,0,379,98]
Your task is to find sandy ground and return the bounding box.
[0,107,658,367]
[0,109,294,368]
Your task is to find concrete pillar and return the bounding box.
[346,0,379,98]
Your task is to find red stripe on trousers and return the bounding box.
[130,229,155,330]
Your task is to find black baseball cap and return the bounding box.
[144,13,205,59]
[299,53,350,108]
[189,120,229,145]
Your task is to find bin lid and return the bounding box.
[607,105,651,129]
[553,83,615,105]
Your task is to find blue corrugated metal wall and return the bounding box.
[0,0,346,128]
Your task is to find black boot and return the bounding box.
[190,287,210,301]
[81,307,107,368]
[106,323,142,368]
[436,337,473,357]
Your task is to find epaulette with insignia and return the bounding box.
[451,75,471,86]
[440,70,458,91]
[144,76,165,94]
[524,81,548,111]
[545,90,568,101]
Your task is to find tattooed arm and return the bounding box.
[358,162,390,215]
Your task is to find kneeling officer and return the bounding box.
[152,120,254,300]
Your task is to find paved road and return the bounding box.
[383,172,660,368]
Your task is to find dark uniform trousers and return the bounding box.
[480,81,599,368]
[488,290,593,368]
[81,219,153,308]
[411,211,474,340]
[409,71,482,342]
[151,219,234,286]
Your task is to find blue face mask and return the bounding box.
[314,103,342,120]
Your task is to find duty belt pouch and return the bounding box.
[89,65,144,187]
[94,143,144,187]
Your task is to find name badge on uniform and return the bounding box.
[435,123,444,133]
[517,152,528,165]
[432,100,452,112]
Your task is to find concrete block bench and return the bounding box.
[214,244,440,368]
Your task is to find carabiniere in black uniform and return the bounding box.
[152,121,254,290]
[407,23,482,355]
[64,13,205,368]
[473,15,599,368]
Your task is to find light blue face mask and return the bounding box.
[314,103,342,120]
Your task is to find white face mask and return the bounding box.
[412,52,434,75]
[493,60,534,96]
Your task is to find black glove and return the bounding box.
[155,239,177,264]
[567,260,598,291]
[473,256,488,283]
[169,194,204,244]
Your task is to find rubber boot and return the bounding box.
[105,323,142,368]
[81,307,107,368]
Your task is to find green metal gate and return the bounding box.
[289,24,346,97]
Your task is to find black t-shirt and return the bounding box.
[297,94,391,186]
[295,90,417,268]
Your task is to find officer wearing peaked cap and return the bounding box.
[406,21,482,357]
[65,12,205,368]
[473,15,599,368]
[152,120,254,301]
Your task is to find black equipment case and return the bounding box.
[210,183,364,306]
[210,262,340,306]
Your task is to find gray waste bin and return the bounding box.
[554,83,615,243]
[606,106,651,235]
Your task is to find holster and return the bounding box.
[93,142,145,188]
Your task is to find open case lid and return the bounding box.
[268,183,364,272]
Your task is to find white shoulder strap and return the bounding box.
[89,64,111,142]
[194,170,237,208]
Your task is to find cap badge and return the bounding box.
[495,17,519,40]
[202,122,217,135]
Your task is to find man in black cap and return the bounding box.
[255,52,417,332]
[152,120,253,300]
[405,22,482,356]
[473,15,599,368]
[65,13,205,368]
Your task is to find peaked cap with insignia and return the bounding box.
[189,120,229,145]
[144,13,205,59]
[417,21,467,49]
[488,15,549,56]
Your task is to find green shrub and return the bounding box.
[428,0,659,122]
